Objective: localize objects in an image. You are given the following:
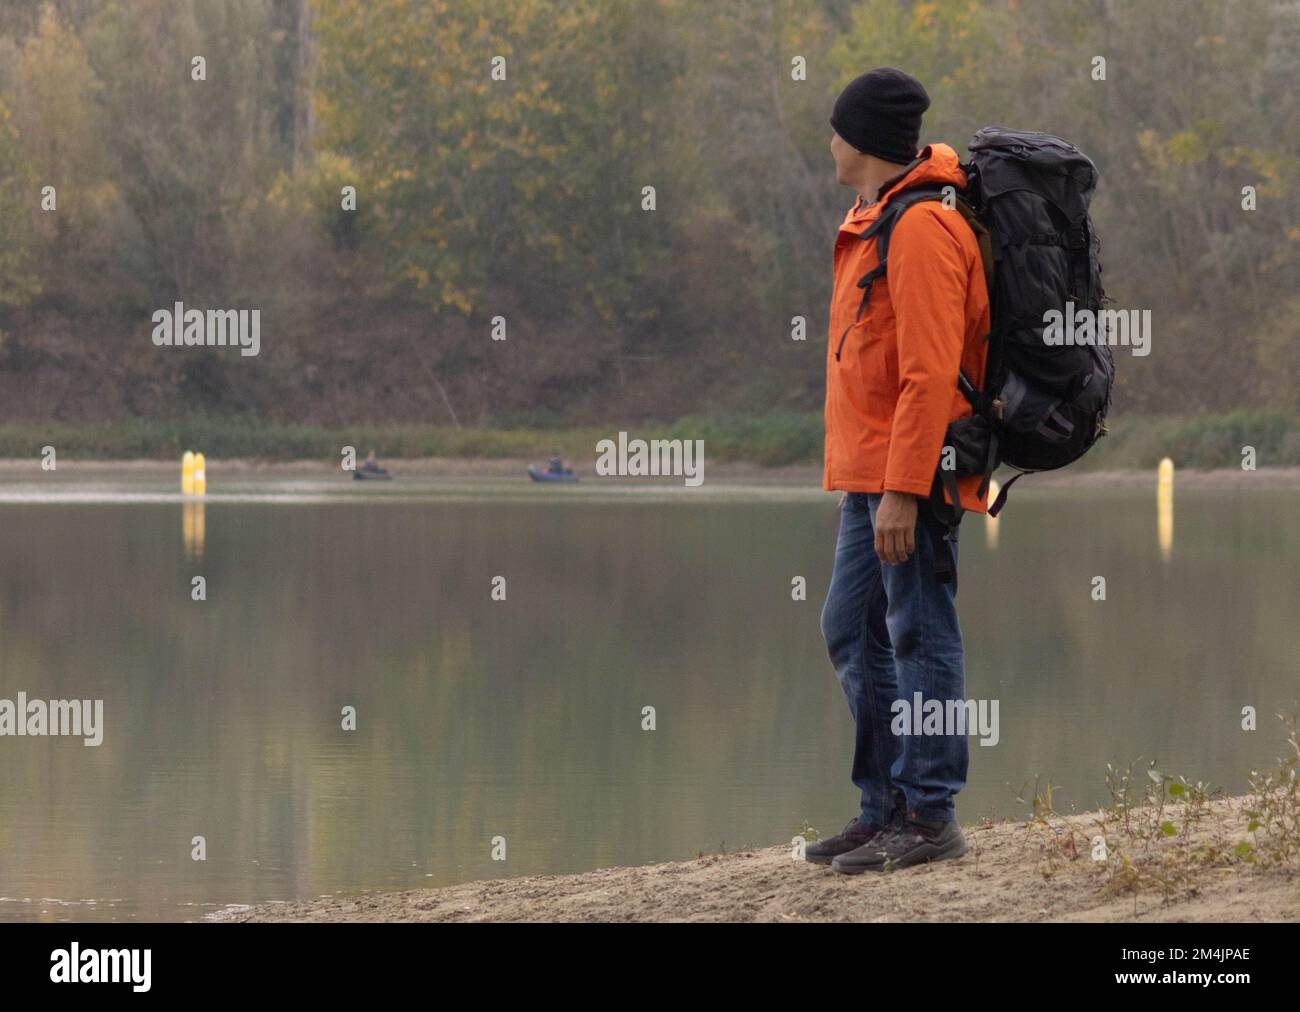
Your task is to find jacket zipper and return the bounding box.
[834,278,877,361]
[834,322,854,361]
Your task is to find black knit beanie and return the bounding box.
[830,68,930,164]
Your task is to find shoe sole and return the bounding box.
[831,836,968,875]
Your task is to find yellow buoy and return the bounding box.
[1157,457,1173,560]
[194,452,207,496]
[181,450,196,495]
[985,478,1000,550]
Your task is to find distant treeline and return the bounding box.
[0,0,1296,430]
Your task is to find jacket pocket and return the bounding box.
[834,316,871,362]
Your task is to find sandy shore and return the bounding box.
[215,797,1298,923]
[2,458,1298,489]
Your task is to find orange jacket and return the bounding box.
[823,143,991,513]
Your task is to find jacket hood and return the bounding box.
[878,143,967,202]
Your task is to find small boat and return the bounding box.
[528,464,578,483]
[353,466,392,481]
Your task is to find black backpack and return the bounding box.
[848,128,1114,579]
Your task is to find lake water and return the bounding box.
[0,470,1295,920]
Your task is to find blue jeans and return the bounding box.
[819,492,968,824]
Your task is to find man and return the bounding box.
[807,68,990,874]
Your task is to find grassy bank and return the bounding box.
[1,410,1296,469]
[0,412,824,466]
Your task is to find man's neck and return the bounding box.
[852,159,913,207]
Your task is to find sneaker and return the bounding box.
[831,814,967,874]
[803,817,885,866]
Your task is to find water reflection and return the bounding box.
[0,482,1293,920]
[182,501,205,561]
[985,478,1000,551]
[1158,458,1174,561]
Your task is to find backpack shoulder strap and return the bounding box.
[855,185,978,284]
[848,186,947,320]
[858,185,949,243]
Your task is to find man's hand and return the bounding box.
[874,490,918,565]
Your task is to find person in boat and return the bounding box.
[361,449,384,473]
[547,456,566,474]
